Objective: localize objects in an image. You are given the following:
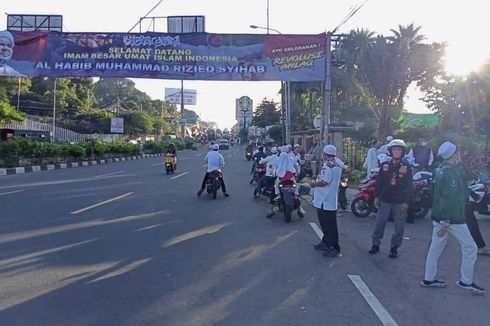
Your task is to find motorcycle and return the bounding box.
[474,173,490,215]
[351,172,378,218]
[246,150,253,161]
[338,175,349,210]
[164,154,176,175]
[350,170,431,219]
[267,179,304,223]
[250,163,267,184]
[206,170,222,200]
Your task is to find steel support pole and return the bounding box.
[321,32,332,150]
[180,80,185,143]
[52,78,57,142]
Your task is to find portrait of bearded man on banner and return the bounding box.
[0,30,25,76]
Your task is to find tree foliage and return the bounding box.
[251,99,281,128]
[0,102,26,125]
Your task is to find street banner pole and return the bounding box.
[180,80,185,143]
[321,32,332,153]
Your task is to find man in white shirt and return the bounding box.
[197,144,229,197]
[310,145,344,257]
[378,136,393,156]
[363,139,380,175]
[254,147,279,200]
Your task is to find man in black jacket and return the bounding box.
[369,139,413,258]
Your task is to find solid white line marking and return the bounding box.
[348,275,399,326]
[152,162,163,166]
[202,164,207,168]
[180,157,189,160]
[309,222,323,240]
[0,190,25,196]
[195,154,201,157]
[93,171,124,178]
[70,192,134,215]
[171,172,189,180]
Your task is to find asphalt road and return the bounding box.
[0,146,489,326]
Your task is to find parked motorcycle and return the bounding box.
[206,170,222,200]
[338,175,349,210]
[350,170,431,219]
[474,173,490,215]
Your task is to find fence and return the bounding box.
[342,137,368,170]
[1,119,128,143]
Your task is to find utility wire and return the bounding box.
[128,0,165,33]
[332,0,370,33]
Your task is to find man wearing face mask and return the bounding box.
[407,138,434,171]
[369,139,413,258]
[0,31,23,76]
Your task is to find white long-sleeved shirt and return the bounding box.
[363,147,379,173]
[204,151,224,173]
[259,154,279,176]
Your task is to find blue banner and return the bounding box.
[0,31,326,81]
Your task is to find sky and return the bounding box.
[4,0,490,129]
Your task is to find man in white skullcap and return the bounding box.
[420,141,485,294]
[378,136,394,156]
[310,145,344,257]
[0,30,23,76]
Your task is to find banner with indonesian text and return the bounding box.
[1,31,326,81]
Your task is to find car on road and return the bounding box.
[218,139,229,150]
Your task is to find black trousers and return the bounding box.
[466,202,486,248]
[201,172,227,193]
[317,208,340,251]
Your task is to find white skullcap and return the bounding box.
[438,141,457,160]
[294,143,301,148]
[270,147,277,154]
[386,136,394,142]
[0,31,14,44]
[212,144,219,150]
[323,144,336,156]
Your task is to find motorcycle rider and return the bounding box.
[197,144,229,197]
[421,141,485,294]
[255,147,279,208]
[165,142,177,169]
[311,145,344,257]
[369,139,413,258]
[251,146,267,173]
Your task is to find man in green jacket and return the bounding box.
[421,141,485,295]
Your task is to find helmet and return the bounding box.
[212,144,219,150]
[270,147,278,154]
[388,139,406,149]
[386,136,394,142]
[169,142,175,147]
[258,146,264,152]
[323,144,337,156]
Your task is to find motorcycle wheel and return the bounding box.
[212,179,219,200]
[284,204,293,223]
[410,206,428,219]
[351,197,373,218]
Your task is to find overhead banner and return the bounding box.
[1,30,326,81]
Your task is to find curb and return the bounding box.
[0,152,175,177]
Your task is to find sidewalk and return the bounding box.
[0,150,194,177]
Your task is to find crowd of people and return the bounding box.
[177,135,488,296]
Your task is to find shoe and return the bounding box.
[197,189,203,197]
[224,193,230,197]
[368,245,380,254]
[322,247,341,257]
[420,279,447,288]
[477,247,490,256]
[456,281,486,295]
[314,242,328,251]
[389,247,398,259]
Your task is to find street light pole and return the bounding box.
[321,32,332,150]
[52,78,57,142]
[16,77,21,111]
